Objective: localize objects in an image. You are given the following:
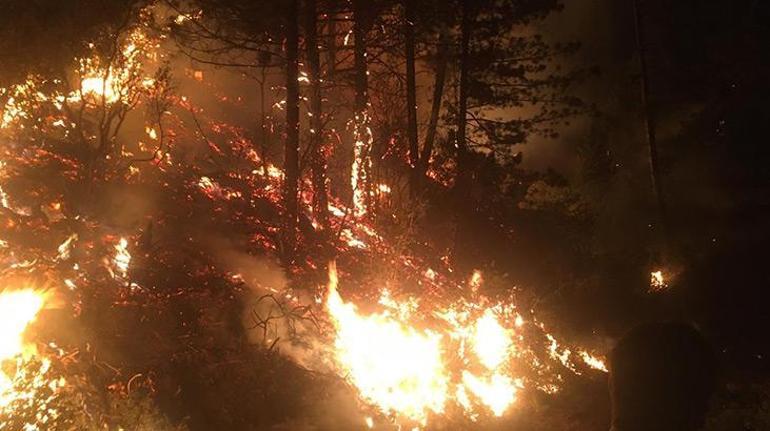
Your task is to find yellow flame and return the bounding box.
[650,270,668,292]
[469,270,483,292]
[456,307,519,417]
[113,237,131,279]
[79,76,122,103]
[460,372,519,417]
[324,265,608,425]
[0,289,45,360]
[326,263,448,423]
[578,351,608,372]
[0,288,48,410]
[56,234,78,261]
[146,126,158,140]
[472,309,511,370]
[351,111,373,217]
[73,28,156,106]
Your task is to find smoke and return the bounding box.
[204,237,337,372]
[521,0,639,177]
[202,240,374,429]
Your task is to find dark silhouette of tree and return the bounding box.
[306,0,330,232]
[0,0,143,85]
[283,0,301,258]
[404,0,419,193]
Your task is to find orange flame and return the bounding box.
[324,264,608,426]
[0,288,48,408]
[326,263,448,424]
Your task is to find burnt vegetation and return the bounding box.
[0,0,767,430]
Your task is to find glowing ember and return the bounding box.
[469,270,483,292]
[80,29,156,104]
[0,357,65,427]
[578,350,608,372]
[546,333,574,370]
[650,270,668,291]
[0,8,616,427]
[377,184,391,194]
[351,111,373,217]
[112,238,132,279]
[56,234,78,261]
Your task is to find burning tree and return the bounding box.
[0,0,613,429]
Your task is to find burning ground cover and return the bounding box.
[0,3,617,430]
[312,259,608,428]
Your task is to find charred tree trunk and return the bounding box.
[633,0,667,233]
[283,0,301,259]
[351,0,371,216]
[404,0,419,194]
[456,0,471,193]
[418,25,450,179]
[258,64,269,170]
[452,0,473,268]
[326,10,337,79]
[306,0,329,232]
[353,0,369,114]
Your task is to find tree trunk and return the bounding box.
[418,25,450,179]
[633,0,669,272]
[353,0,369,113]
[259,65,269,169]
[452,0,473,269]
[456,0,471,189]
[306,0,329,231]
[404,0,419,194]
[633,0,667,228]
[283,0,300,259]
[326,10,337,79]
[351,0,371,217]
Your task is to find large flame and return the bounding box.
[459,309,520,417]
[0,289,45,360]
[472,309,512,370]
[325,264,607,427]
[0,288,47,407]
[326,265,522,425]
[326,263,448,424]
[459,371,519,417]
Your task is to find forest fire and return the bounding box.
[649,270,668,292]
[111,237,132,280]
[325,263,606,427]
[0,289,47,406]
[0,289,45,361]
[1,0,752,428]
[327,262,448,425]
